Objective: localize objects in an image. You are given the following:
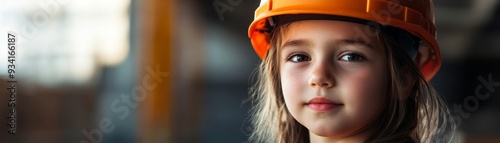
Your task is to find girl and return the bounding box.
[247,0,455,143]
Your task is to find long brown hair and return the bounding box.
[248,22,455,143]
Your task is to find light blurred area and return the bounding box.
[0,0,499,143]
[0,0,130,86]
[1,0,136,142]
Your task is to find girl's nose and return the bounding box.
[308,61,335,88]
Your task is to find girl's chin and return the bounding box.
[306,124,345,137]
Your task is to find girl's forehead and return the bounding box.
[281,20,380,45]
[285,20,377,35]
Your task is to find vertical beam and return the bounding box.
[137,0,174,142]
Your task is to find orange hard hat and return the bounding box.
[248,0,441,81]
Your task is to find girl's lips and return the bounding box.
[306,97,342,111]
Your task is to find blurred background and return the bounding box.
[0,0,499,142]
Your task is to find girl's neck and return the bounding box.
[308,127,375,143]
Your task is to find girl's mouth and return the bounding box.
[306,97,343,111]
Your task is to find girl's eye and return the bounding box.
[339,53,366,62]
[287,53,311,63]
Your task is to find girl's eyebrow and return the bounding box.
[281,39,311,49]
[334,38,374,49]
[282,38,374,49]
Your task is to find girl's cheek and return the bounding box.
[350,66,386,109]
[281,71,302,115]
[281,65,308,101]
[281,68,301,90]
[281,64,308,83]
[338,62,384,95]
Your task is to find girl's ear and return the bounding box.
[415,42,431,67]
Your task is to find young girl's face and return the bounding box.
[279,20,388,142]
